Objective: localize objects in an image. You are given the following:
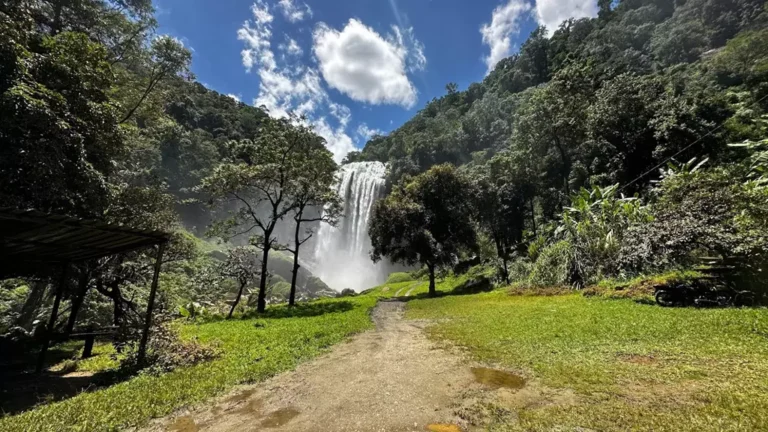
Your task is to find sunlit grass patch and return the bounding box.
[48,343,121,374]
[406,291,768,431]
[0,296,377,431]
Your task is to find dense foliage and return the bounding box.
[360,0,768,291]
[0,0,335,367]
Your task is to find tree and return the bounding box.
[201,117,311,313]
[369,164,477,296]
[598,0,613,20]
[518,26,551,84]
[511,64,593,203]
[466,153,536,283]
[341,150,363,165]
[282,125,342,306]
[119,35,192,124]
[0,15,123,218]
[219,246,261,318]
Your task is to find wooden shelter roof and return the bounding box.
[0,208,170,276]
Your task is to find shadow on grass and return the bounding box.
[396,277,494,302]
[0,365,134,416]
[243,300,356,320]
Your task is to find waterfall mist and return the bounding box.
[313,162,389,291]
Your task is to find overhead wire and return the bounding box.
[619,91,768,192]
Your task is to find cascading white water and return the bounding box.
[313,162,387,291]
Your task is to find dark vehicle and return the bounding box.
[655,257,762,307]
[654,283,756,307]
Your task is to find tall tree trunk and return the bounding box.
[228,281,246,319]
[494,236,510,284]
[257,233,272,313]
[289,216,303,307]
[427,264,436,297]
[66,268,90,334]
[51,0,64,34]
[111,283,123,327]
[16,280,47,330]
[502,256,510,285]
[529,198,537,236]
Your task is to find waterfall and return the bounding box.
[313,162,387,291]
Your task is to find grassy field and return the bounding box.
[0,296,377,431]
[406,290,768,431]
[6,271,768,431]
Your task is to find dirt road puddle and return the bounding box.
[426,424,462,432]
[167,416,198,432]
[471,367,526,389]
[260,407,300,428]
[225,389,257,404]
[235,398,264,415]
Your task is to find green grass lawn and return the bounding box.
[406,290,768,431]
[366,271,486,299]
[0,296,376,432]
[7,272,767,432]
[367,280,424,298]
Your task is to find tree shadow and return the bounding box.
[0,365,134,416]
[243,300,356,320]
[397,277,494,302]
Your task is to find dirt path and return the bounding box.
[148,301,479,432]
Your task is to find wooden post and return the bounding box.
[82,326,95,359]
[137,242,165,366]
[36,263,69,374]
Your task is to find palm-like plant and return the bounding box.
[556,185,652,283]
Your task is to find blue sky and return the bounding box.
[154,0,598,161]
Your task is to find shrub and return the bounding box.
[269,281,292,300]
[557,185,652,284]
[409,266,430,280]
[528,241,576,287]
[121,322,219,374]
[506,259,533,285]
[619,159,768,292]
[386,272,414,284]
[452,265,497,294]
[337,288,357,297]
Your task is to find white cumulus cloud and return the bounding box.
[312,117,356,162]
[313,19,425,108]
[356,124,385,142]
[276,0,312,23]
[535,0,598,36]
[227,93,242,102]
[237,0,274,72]
[278,35,303,56]
[237,1,356,162]
[480,0,532,74]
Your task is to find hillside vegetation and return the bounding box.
[0,0,338,350]
[363,0,768,298]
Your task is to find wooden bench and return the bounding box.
[52,326,118,359]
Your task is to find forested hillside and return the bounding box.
[0,0,333,341]
[363,0,768,293]
[3,0,768,430]
[354,0,767,198]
